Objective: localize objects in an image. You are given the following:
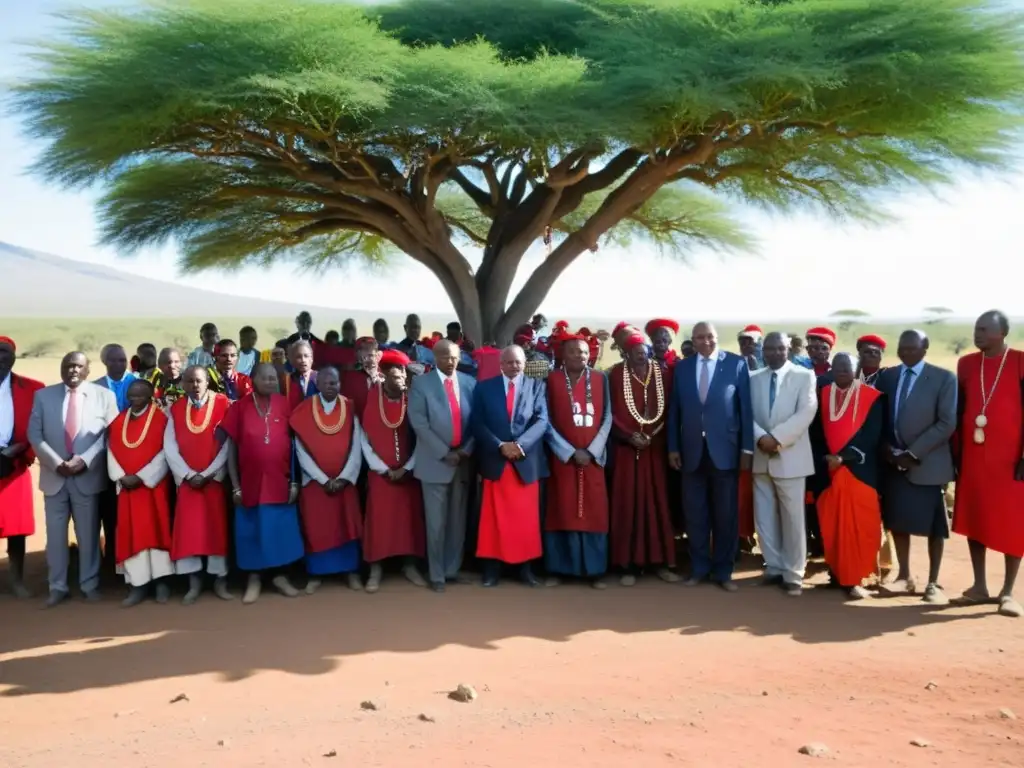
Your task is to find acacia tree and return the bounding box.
[11,0,1023,343]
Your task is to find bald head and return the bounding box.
[500,344,526,380]
[897,329,929,367]
[432,338,461,377]
[691,321,718,358]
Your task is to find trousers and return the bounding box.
[44,482,101,594]
[752,473,807,585]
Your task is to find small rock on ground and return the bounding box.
[925,681,938,691]
[170,693,189,704]
[323,749,337,757]
[999,708,1016,720]
[910,738,931,748]
[418,713,436,723]
[448,684,478,703]
[360,700,378,711]
[217,739,229,748]
[798,743,829,758]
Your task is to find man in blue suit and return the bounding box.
[473,345,550,587]
[668,321,754,591]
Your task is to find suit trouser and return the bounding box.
[44,484,101,594]
[752,473,807,585]
[682,445,739,582]
[421,466,470,584]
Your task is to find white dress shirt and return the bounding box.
[0,373,13,447]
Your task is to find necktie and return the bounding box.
[506,379,516,420]
[444,378,462,447]
[698,358,710,404]
[895,368,915,442]
[769,371,777,413]
[64,388,80,454]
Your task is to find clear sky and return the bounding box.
[2,0,1022,322]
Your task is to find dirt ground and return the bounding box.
[1,510,1021,768]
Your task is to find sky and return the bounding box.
[1,1,1022,323]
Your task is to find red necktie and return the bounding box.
[444,378,461,447]
[505,379,516,420]
[64,388,79,454]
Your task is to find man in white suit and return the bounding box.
[750,332,818,597]
[27,351,118,607]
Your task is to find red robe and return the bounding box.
[169,395,230,560]
[279,371,317,411]
[608,362,676,568]
[314,343,356,372]
[290,396,363,553]
[108,407,173,565]
[342,371,378,423]
[472,347,502,381]
[219,394,293,507]
[953,349,1024,556]
[0,373,44,538]
[361,384,425,561]
[545,369,609,534]
[209,369,253,402]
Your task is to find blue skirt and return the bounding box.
[544,531,608,577]
[235,504,305,572]
[305,541,361,576]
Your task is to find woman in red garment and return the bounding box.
[107,380,174,607]
[0,336,44,598]
[608,332,678,586]
[953,310,1024,618]
[359,349,427,593]
[813,353,884,601]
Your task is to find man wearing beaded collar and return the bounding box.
[107,380,174,607]
[952,310,1024,618]
[291,367,366,594]
[609,333,678,586]
[164,366,233,605]
[359,349,428,593]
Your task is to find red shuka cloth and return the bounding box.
[280,372,316,411]
[219,394,293,507]
[472,347,502,381]
[342,371,376,422]
[0,374,44,538]
[816,383,882,586]
[169,395,230,560]
[953,350,1024,556]
[476,379,542,564]
[361,384,425,561]
[314,343,355,371]
[608,362,675,568]
[544,369,609,534]
[290,396,363,553]
[108,407,173,565]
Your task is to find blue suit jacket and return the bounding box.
[472,375,550,484]
[668,350,753,473]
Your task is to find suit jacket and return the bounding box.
[750,363,817,478]
[472,374,549,484]
[407,370,477,483]
[27,381,118,497]
[875,362,956,486]
[668,350,753,473]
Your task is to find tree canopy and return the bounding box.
[10,0,1024,342]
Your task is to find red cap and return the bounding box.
[356,336,377,348]
[379,349,410,368]
[645,318,680,337]
[513,324,535,343]
[738,324,763,340]
[623,332,647,351]
[806,326,837,348]
[554,319,570,330]
[857,334,887,351]
[612,321,631,336]
[0,336,14,352]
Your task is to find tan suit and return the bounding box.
[750,363,817,584]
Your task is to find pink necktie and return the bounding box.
[444,378,462,447]
[65,389,79,454]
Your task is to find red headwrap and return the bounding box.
[513,324,536,344]
[805,326,837,348]
[379,349,410,368]
[355,336,377,348]
[623,332,647,351]
[644,318,680,337]
[612,321,630,337]
[738,324,763,341]
[856,334,887,351]
[554,320,570,331]
[0,336,16,352]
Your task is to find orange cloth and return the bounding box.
[816,467,881,587]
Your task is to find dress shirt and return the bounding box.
[894,359,926,418]
[62,385,85,435]
[696,352,720,390]
[0,373,13,447]
[436,367,460,404]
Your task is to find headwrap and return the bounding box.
[645,318,680,337]
[806,326,837,348]
[0,336,15,352]
[553,320,570,332]
[856,334,887,352]
[623,332,647,351]
[513,324,536,345]
[379,349,410,368]
[738,324,763,343]
[612,321,631,337]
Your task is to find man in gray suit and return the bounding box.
[876,330,957,605]
[407,339,476,592]
[27,351,118,607]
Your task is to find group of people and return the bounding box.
[0,309,1020,618]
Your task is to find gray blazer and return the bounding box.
[876,362,957,486]
[27,382,118,497]
[407,370,476,484]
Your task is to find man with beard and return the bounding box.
[207,340,254,402]
[292,366,365,593]
[545,336,612,588]
[359,349,427,592]
[0,336,44,598]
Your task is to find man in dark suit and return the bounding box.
[668,321,753,591]
[876,330,957,604]
[472,345,550,587]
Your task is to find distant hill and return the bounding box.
[1,241,343,318]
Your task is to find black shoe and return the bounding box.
[481,575,499,588]
[44,590,69,609]
[431,581,445,593]
[760,574,784,587]
[520,566,541,588]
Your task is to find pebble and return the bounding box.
[910,738,931,748]
[323,749,337,758]
[925,681,938,691]
[217,739,229,748]
[999,708,1016,720]
[448,684,478,703]
[360,701,378,711]
[798,743,829,758]
[170,693,189,704]
[418,714,436,723]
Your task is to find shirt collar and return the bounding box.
[902,360,926,376]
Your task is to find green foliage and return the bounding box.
[9,0,1024,338]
